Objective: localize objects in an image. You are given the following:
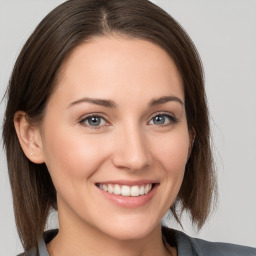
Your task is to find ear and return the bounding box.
[14,111,45,164]
[188,129,196,160]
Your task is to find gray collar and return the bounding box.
[36,228,196,256]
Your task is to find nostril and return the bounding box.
[111,131,151,171]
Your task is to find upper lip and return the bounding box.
[95,180,158,186]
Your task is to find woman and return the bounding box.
[2,0,256,255]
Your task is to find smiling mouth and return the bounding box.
[96,183,155,197]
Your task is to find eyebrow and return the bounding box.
[149,96,184,106]
[68,95,184,109]
[68,97,117,108]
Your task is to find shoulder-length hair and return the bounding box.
[2,0,216,251]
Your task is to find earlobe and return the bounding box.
[14,111,45,164]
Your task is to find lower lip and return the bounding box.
[96,184,158,208]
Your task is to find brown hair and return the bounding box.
[2,0,216,251]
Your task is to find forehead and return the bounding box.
[52,36,184,104]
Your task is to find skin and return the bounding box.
[15,36,192,256]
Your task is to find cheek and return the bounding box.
[153,128,189,196]
[147,128,190,210]
[154,129,190,173]
[41,126,109,187]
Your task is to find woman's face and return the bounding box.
[37,37,191,240]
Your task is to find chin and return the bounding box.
[96,217,160,241]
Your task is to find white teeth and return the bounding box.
[121,185,131,196]
[114,184,121,195]
[145,184,152,194]
[144,184,149,194]
[98,183,153,197]
[130,186,140,197]
[108,184,114,193]
[139,186,145,195]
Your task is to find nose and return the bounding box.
[111,125,151,172]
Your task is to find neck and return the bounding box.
[47,212,176,256]
[48,224,175,256]
[47,198,176,256]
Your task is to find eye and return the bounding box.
[148,114,177,126]
[80,115,108,128]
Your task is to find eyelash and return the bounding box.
[147,113,178,126]
[79,114,109,129]
[79,112,178,129]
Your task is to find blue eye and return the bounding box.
[80,116,107,127]
[149,114,177,126]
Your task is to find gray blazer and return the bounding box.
[20,228,256,256]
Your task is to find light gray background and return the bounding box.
[0,0,255,255]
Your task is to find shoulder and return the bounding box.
[181,232,256,256]
[17,247,38,256]
[17,229,58,256]
[163,227,256,256]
